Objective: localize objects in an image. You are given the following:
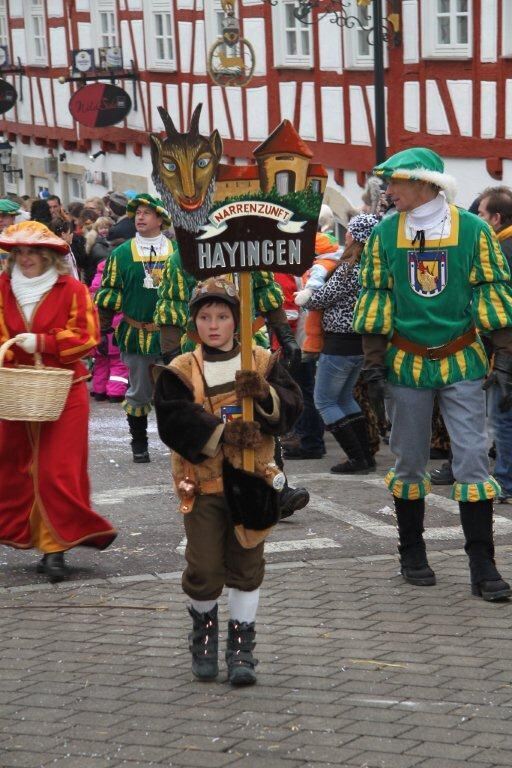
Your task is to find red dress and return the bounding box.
[0,272,117,550]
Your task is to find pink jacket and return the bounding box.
[90,260,123,356]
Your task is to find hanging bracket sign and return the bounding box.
[69,82,131,128]
[0,79,17,115]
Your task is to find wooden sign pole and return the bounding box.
[239,271,255,472]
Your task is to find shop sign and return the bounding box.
[69,82,131,128]
[0,79,17,115]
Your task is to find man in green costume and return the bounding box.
[95,193,174,463]
[353,147,512,601]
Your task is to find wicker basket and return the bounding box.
[0,338,74,422]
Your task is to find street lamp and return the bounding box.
[0,139,23,180]
[262,0,401,165]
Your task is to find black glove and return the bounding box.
[272,323,301,376]
[361,366,389,425]
[483,351,512,412]
[161,347,181,366]
[97,333,110,356]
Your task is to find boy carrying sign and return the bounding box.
[153,277,302,685]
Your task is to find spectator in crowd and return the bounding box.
[30,199,52,226]
[478,186,512,269]
[48,217,79,279]
[47,194,65,220]
[85,216,113,276]
[0,199,20,233]
[106,192,136,245]
[84,196,108,218]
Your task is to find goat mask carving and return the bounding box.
[150,104,223,233]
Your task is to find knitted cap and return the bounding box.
[0,220,69,253]
[347,213,380,244]
[189,277,240,320]
[373,148,457,202]
[0,198,21,215]
[126,193,172,226]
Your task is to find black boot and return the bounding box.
[459,500,511,601]
[37,552,69,584]
[226,619,258,686]
[127,414,150,463]
[187,605,219,680]
[329,417,369,474]
[274,438,310,519]
[395,498,436,586]
[348,414,376,472]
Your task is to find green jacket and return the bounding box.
[353,205,512,387]
[95,236,175,355]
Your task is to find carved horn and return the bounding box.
[158,106,179,138]
[189,103,203,136]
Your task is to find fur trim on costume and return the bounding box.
[235,370,271,402]
[223,419,262,449]
[223,460,280,534]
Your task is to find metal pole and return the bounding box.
[373,0,386,164]
[0,168,5,198]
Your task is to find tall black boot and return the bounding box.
[226,619,258,686]
[187,605,219,680]
[395,498,436,586]
[348,413,376,471]
[459,500,511,601]
[329,417,369,474]
[274,438,310,520]
[127,414,150,463]
[36,552,69,584]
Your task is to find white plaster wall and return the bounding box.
[403,81,420,132]
[480,81,497,138]
[321,87,345,143]
[11,29,27,65]
[178,22,193,73]
[193,20,207,76]
[506,80,512,140]
[318,15,342,72]
[480,0,497,62]
[365,86,388,146]
[446,80,472,137]
[191,83,210,134]
[53,82,74,129]
[211,86,231,139]
[225,87,244,140]
[349,86,371,146]
[298,82,316,141]
[9,0,23,17]
[243,17,266,76]
[126,81,146,131]
[78,23,92,50]
[76,0,90,11]
[246,86,268,141]
[165,84,181,133]
[279,82,296,122]
[49,27,68,68]
[40,79,54,126]
[426,80,450,134]
[15,77,31,124]
[402,0,419,63]
[47,0,64,16]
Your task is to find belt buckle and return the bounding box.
[426,344,443,360]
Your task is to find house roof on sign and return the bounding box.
[307,163,328,177]
[216,164,260,182]
[253,119,313,159]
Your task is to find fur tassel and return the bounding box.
[235,370,270,402]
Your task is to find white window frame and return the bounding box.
[503,0,512,57]
[144,0,177,71]
[91,0,118,51]
[271,1,313,69]
[67,174,86,203]
[343,0,388,70]
[421,0,472,60]
[24,0,47,66]
[204,0,239,57]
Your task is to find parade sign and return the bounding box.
[69,83,131,128]
[150,104,324,279]
[0,79,17,115]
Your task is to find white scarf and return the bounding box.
[406,193,451,240]
[11,263,59,322]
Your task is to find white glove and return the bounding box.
[15,333,38,354]
[294,287,313,307]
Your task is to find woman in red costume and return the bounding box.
[0,221,117,583]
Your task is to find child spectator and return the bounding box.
[89,259,129,402]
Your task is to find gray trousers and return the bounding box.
[387,378,490,485]
[121,352,161,413]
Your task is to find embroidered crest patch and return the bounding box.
[408,250,447,297]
